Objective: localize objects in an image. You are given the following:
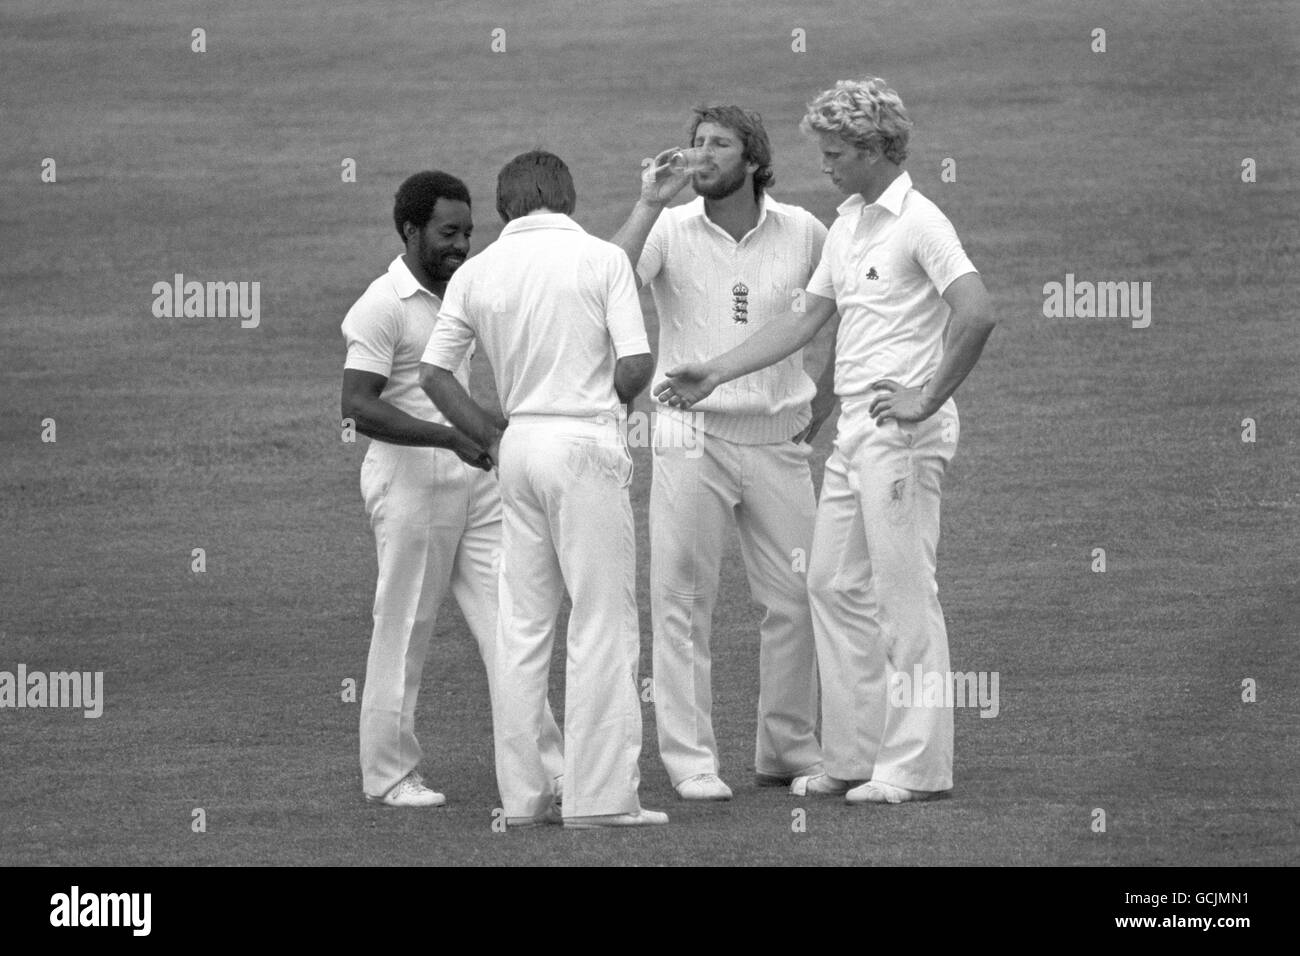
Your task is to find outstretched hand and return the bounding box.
[653,363,717,409]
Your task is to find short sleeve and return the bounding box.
[605,250,651,358]
[805,221,839,300]
[421,269,476,371]
[911,204,977,296]
[635,214,667,286]
[341,290,399,378]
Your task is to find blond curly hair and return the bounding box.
[801,77,913,164]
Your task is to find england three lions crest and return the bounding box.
[731,281,749,324]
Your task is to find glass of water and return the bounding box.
[670,147,709,175]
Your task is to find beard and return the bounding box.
[419,234,461,282]
[693,162,748,201]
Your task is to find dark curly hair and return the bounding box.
[393,171,471,241]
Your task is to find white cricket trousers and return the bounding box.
[493,416,645,820]
[651,425,822,785]
[807,395,959,792]
[358,440,564,798]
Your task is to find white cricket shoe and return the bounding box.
[674,773,733,801]
[844,779,946,804]
[789,773,857,797]
[563,808,670,829]
[366,770,446,808]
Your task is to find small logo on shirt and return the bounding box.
[864,267,880,281]
[731,281,749,324]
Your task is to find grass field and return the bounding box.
[1,0,1297,866]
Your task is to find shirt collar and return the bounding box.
[388,256,437,301]
[836,169,913,218]
[499,212,586,237]
[691,193,774,242]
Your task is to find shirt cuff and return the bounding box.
[936,266,979,297]
[611,336,652,360]
[344,356,393,377]
[419,347,463,371]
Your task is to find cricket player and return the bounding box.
[420,151,667,828]
[612,106,834,800]
[656,78,996,804]
[341,170,564,808]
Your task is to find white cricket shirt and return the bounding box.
[421,213,650,419]
[341,255,471,428]
[806,171,977,398]
[639,194,828,444]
